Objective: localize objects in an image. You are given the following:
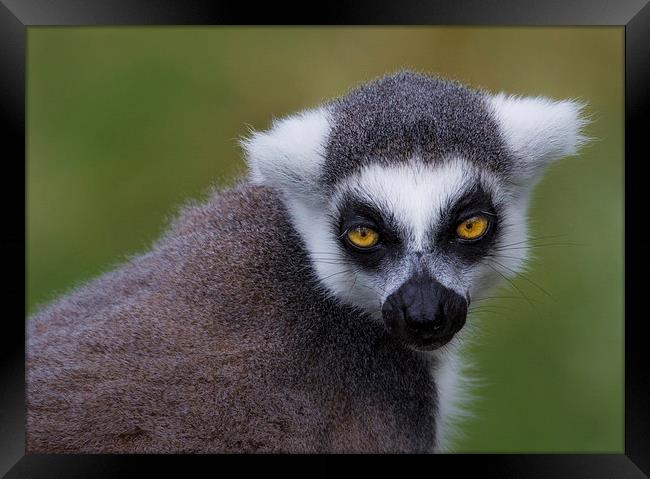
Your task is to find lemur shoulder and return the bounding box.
[27,71,589,453]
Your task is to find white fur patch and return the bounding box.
[488,93,590,185]
[242,108,331,200]
[432,337,474,452]
[286,198,384,314]
[334,159,473,254]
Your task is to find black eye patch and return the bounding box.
[436,184,499,260]
[332,195,403,269]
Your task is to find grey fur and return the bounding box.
[323,71,514,188]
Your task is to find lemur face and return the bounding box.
[324,159,515,350]
[244,71,588,351]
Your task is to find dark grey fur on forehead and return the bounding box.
[322,71,513,188]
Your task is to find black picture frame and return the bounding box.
[2,1,647,476]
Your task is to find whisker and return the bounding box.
[471,295,529,303]
[494,236,577,250]
[486,253,528,262]
[319,269,355,282]
[469,308,511,316]
[482,261,536,308]
[309,260,351,266]
[355,281,388,298]
[349,266,389,297]
[487,257,553,298]
[493,242,581,252]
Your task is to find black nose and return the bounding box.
[382,275,467,348]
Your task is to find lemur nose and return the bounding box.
[382,275,468,347]
[404,302,445,336]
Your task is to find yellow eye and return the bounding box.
[456,216,489,240]
[347,226,380,249]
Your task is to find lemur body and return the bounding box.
[27,71,588,453]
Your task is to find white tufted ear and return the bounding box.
[241,108,331,200]
[488,93,591,186]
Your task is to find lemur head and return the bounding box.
[243,71,589,351]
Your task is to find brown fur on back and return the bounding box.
[27,182,438,453]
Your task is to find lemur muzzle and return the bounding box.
[382,275,468,349]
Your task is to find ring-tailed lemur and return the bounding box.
[27,71,589,453]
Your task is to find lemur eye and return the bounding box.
[346,226,380,249]
[456,216,489,241]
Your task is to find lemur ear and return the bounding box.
[242,108,331,200]
[488,93,591,187]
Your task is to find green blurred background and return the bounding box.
[26,27,623,453]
